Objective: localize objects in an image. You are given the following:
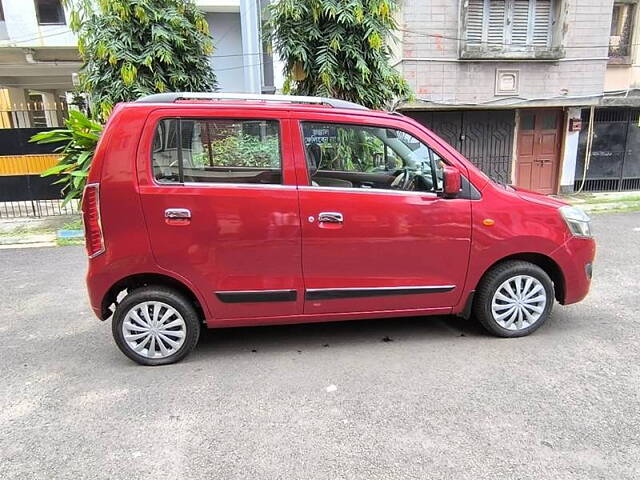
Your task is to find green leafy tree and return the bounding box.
[267,0,411,109]
[66,0,217,121]
[35,0,218,204]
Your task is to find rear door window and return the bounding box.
[152,118,282,185]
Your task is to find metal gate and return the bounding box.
[0,127,77,218]
[575,108,640,192]
[404,110,515,184]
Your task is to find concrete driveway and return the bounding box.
[1,212,639,479]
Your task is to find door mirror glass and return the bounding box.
[443,166,461,197]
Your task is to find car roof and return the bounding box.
[135,92,369,111]
[123,93,405,122]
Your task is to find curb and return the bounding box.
[57,229,84,239]
[577,201,640,213]
[0,242,57,250]
[0,233,57,246]
[0,230,85,249]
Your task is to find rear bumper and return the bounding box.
[87,257,112,320]
[551,236,596,305]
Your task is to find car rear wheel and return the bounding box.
[112,286,201,366]
[474,261,554,337]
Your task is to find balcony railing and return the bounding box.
[0,102,69,129]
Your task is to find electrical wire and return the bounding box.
[0,59,275,87]
[399,27,623,50]
[576,106,595,194]
[0,28,73,46]
[0,51,264,69]
[0,20,629,52]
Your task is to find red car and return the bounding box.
[83,93,596,366]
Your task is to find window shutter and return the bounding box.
[487,0,507,45]
[511,0,530,45]
[532,0,552,47]
[466,0,485,45]
[464,0,553,52]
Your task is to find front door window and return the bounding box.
[301,122,444,193]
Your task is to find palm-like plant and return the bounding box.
[31,111,103,205]
[267,0,411,110]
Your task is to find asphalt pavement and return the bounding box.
[1,212,639,479]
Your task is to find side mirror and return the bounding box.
[443,166,461,198]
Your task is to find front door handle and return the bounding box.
[165,208,191,225]
[318,212,343,223]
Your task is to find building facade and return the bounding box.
[0,0,277,128]
[575,0,640,192]
[0,0,78,128]
[395,0,614,194]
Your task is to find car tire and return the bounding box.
[112,286,201,366]
[473,260,554,338]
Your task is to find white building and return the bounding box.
[0,0,78,127]
[0,0,281,127]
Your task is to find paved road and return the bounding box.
[1,213,639,479]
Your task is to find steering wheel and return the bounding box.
[390,168,412,190]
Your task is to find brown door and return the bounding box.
[516,109,563,194]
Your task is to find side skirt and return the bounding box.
[207,306,453,328]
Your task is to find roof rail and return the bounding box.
[135,92,369,110]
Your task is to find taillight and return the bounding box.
[82,183,105,258]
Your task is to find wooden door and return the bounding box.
[516,109,563,194]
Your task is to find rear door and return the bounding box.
[292,115,472,315]
[138,108,303,320]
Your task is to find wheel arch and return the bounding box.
[100,272,206,322]
[477,253,566,304]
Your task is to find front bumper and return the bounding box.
[550,235,596,305]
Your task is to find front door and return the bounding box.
[293,118,471,315]
[516,109,563,194]
[139,110,303,321]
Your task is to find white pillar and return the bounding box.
[240,0,262,93]
[560,107,582,193]
[5,87,31,128]
[40,91,60,127]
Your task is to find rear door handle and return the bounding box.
[318,212,343,223]
[165,208,191,225]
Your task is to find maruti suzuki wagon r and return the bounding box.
[83,92,595,366]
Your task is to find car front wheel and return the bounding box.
[112,286,201,366]
[474,260,554,337]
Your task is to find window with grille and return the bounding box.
[609,2,636,62]
[34,0,66,25]
[462,0,559,58]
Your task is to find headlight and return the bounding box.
[559,206,592,237]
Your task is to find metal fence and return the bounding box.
[0,124,76,218]
[575,108,640,192]
[0,199,79,219]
